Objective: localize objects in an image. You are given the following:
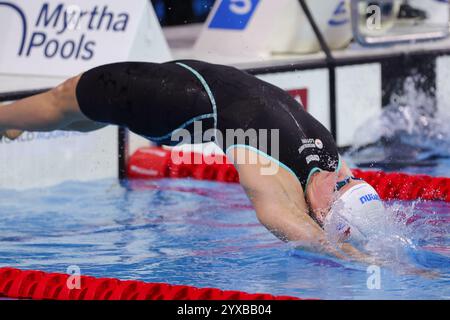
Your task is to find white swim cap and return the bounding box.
[323,183,386,245]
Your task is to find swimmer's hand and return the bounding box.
[0,129,23,141]
[337,242,382,265]
[397,264,441,280]
[409,268,441,279]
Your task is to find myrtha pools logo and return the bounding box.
[0,1,130,60]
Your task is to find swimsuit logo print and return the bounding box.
[306,154,320,164]
[298,139,323,155]
[315,139,323,149]
[298,139,316,154]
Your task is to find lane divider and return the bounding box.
[128,147,450,202]
[0,267,300,300]
[351,169,450,202]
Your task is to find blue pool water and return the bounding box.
[0,175,448,300]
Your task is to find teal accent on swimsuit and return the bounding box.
[305,167,322,190]
[225,144,299,181]
[336,155,342,173]
[175,62,218,130]
[146,62,218,143]
[145,113,215,142]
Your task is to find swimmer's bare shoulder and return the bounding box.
[229,147,331,240]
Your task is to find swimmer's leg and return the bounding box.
[0,75,91,133]
[1,120,107,141]
[0,129,23,140]
[57,120,107,133]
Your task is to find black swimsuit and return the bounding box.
[75,60,340,189]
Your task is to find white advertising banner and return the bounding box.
[336,63,382,146]
[0,126,118,190]
[436,55,450,118]
[0,0,171,77]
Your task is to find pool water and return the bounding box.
[0,176,448,300]
[0,99,449,300]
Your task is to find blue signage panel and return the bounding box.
[208,0,260,30]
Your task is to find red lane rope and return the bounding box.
[0,268,300,300]
[351,169,450,202]
[127,147,450,202]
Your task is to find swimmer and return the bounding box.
[0,60,385,263]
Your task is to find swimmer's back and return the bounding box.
[75,60,339,188]
[181,60,340,188]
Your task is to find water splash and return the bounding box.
[360,202,417,264]
[355,200,448,273]
[337,72,450,276]
[347,74,450,166]
[320,192,449,277]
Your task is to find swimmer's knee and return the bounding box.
[51,75,83,116]
[53,75,80,103]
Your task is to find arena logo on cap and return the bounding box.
[208,0,260,30]
[0,1,130,60]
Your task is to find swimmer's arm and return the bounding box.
[248,187,362,260]
[251,191,375,262]
[230,149,373,262]
[1,121,108,141]
[253,195,342,251]
[229,148,347,259]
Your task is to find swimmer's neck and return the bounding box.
[337,159,353,180]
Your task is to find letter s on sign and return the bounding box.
[230,0,252,15]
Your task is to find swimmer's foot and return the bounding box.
[0,129,23,140]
